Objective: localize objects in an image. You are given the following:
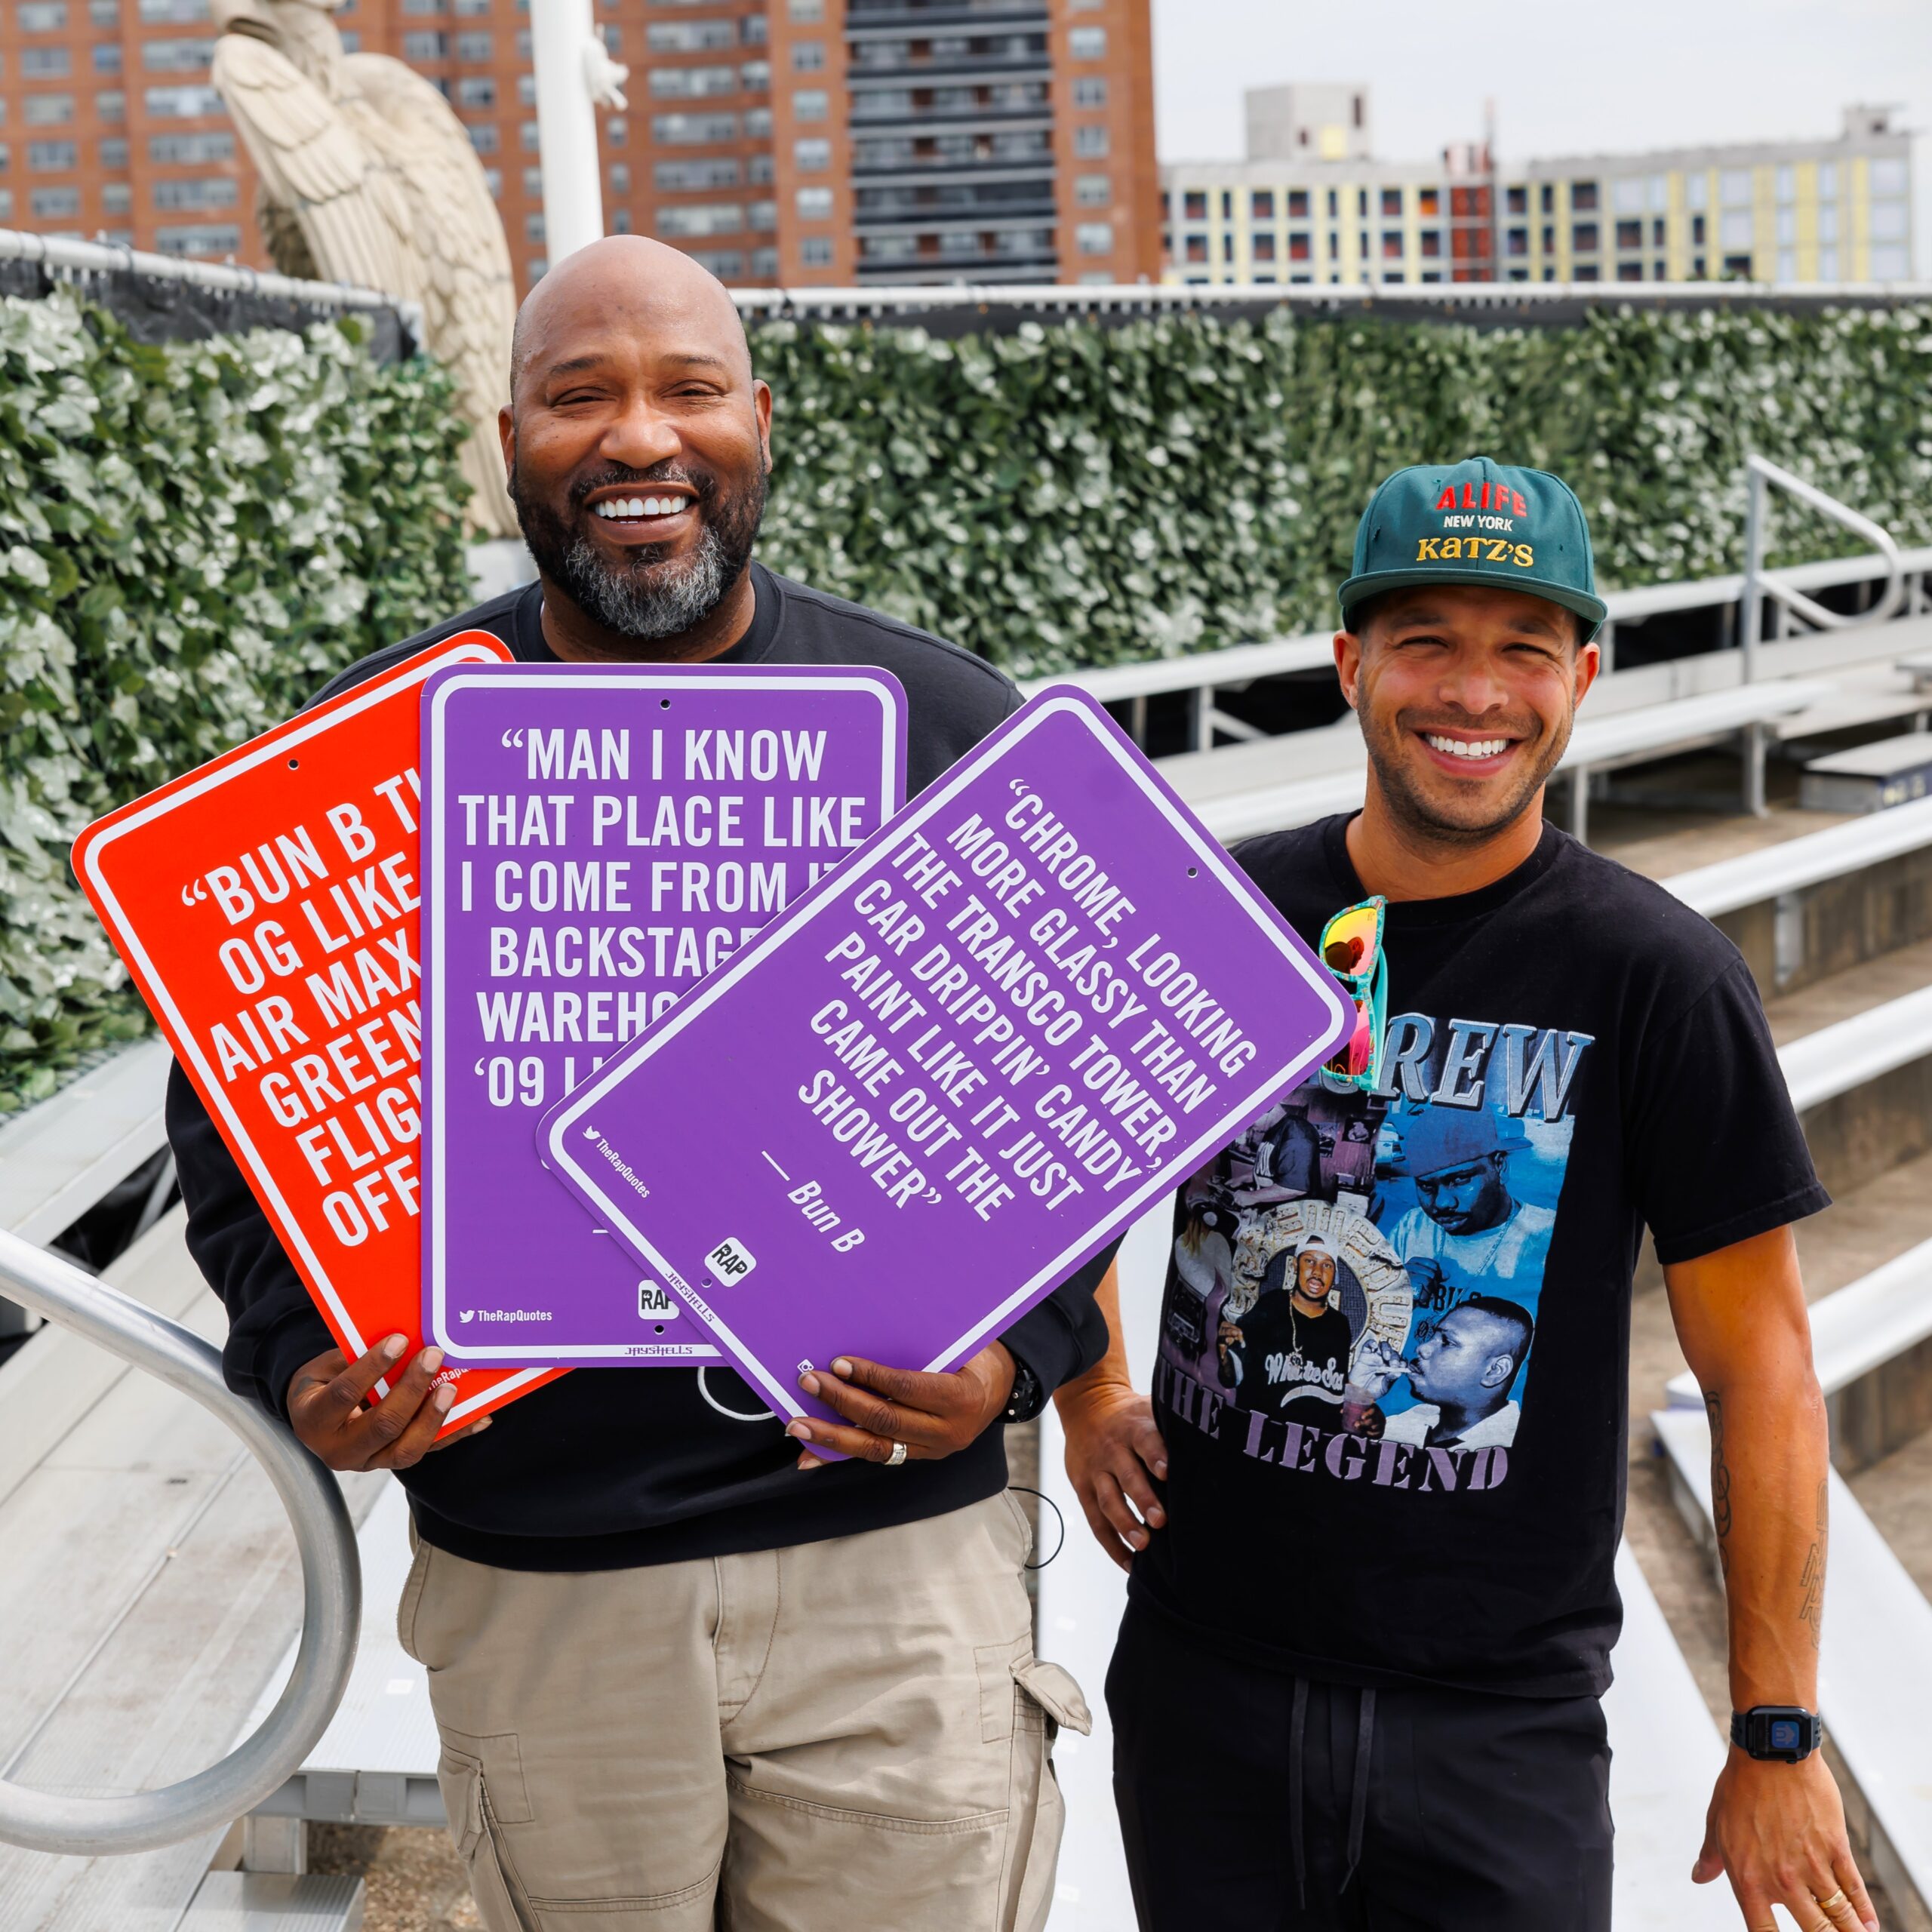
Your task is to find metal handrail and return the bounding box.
[0,1228,359,1856]
[1740,454,1905,681]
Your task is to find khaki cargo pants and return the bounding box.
[397,1491,1088,1932]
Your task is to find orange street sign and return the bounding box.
[74,634,563,1432]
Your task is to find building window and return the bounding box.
[1075,220,1112,254]
[793,88,827,119]
[1819,162,1843,199]
[1774,206,1796,245]
[456,78,494,106]
[1417,186,1439,218]
[152,174,233,208]
[466,121,497,152]
[791,39,824,69]
[751,245,778,276]
[1220,189,1232,220]
[1380,187,1401,217]
[1504,227,1525,256]
[1251,231,1275,261]
[1506,184,1527,215]
[1073,125,1108,158]
[1287,188,1309,219]
[1774,165,1795,205]
[800,234,832,266]
[1612,177,1644,214]
[1818,246,1838,281]
[1617,262,1643,281]
[401,31,448,59]
[745,106,771,137]
[525,211,544,241]
[1651,217,1665,248]
[1251,189,1273,220]
[93,44,122,72]
[1071,76,1106,107]
[29,185,81,217]
[657,202,743,236]
[19,0,66,26]
[153,222,240,254]
[1615,219,1641,251]
[1718,210,1752,248]
[144,36,216,69]
[1076,172,1109,207]
[1221,232,1232,262]
[140,87,220,116]
[99,135,126,165]
[1419,229,1441,258]
[1326,188,1338,218]
[1570,180,1597,211]
[740,57,769,89]
[1287,232,1310,262]
[1380,229,1401,259]
[1068,24,1105,57]
[1540,182,1554,214]
[606,161,629,195]
[792,134,829,170]
[789,0,823,17]
[651,112,737,143]
[1817,203,1838,245]
[747,198,774,229]
[1183,189,1206,221]
[795,184,832,220]
[1690,212,1705,246]
[1718,168,1751,205]
[649,17,733,49]
[28,139,77,169]
[1184,234,1207,263]
[1721,253,1752,277]
[651,65,739,98]
[1872,244,1909,280]
[743,13,766,41]
[148,130,225,163]
[23,45,72,75]
[480,166,500,195]
[749,152,773,183]
[1540,223,1554,253]
[455,29,490,58]
[1871,198,1909,242]
[90,0,117,17]
[520,165,541,195]
[1574,263,1599,281]
[521,120,540,149]
[1571,221,1598,253]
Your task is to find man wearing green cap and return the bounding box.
[1060,458,1873,1932]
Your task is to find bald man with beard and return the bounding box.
[165,238,1110,1932]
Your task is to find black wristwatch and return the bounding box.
[1730,1706,1824,1762]
[1003,1355,1045,1424]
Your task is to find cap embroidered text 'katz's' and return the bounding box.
[1337,457,1607,638]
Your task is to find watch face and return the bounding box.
[1769,1718,1804,1753]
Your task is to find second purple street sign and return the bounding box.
[537,686,1352,1427]
[423,662,906,1364]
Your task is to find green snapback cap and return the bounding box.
[1337,455,1607,638]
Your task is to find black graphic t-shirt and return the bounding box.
[1132,814,1826,1697]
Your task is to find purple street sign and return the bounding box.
[423,662,906,1364]
[536,687,1351,1426]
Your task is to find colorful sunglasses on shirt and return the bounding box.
[1319,896,1387,1091]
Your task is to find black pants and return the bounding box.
[1108,1603,1612,1932]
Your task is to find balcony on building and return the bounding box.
[855,216,1057,281]
[843,0,1050,35]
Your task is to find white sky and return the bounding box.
[1152,0,1932,272]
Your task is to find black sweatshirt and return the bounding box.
[166,562,1113,1570]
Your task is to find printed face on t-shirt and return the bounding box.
[1295,1249,1336,1307]
[1407,1302,1524,1409]
[1415,1154,1512,1235]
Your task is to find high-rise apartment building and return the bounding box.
[2,0,1158,292]
[1164,94,1915,287]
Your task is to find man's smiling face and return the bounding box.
[1335,583,1599,845]
[500,236,773,647]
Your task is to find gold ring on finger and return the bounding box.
[1820,1892,1850,1915]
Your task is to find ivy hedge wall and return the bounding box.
[7,289,1932,1110]
[753,301,1932,679]
[0,288,471,1112]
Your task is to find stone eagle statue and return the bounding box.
[211,0,520,538]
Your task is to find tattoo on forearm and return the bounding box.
[1798,1477,1827,1652]
[1704,1391,1732,1578]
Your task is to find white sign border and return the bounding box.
[424,663,909,1361]
[534,688,1352,1413]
